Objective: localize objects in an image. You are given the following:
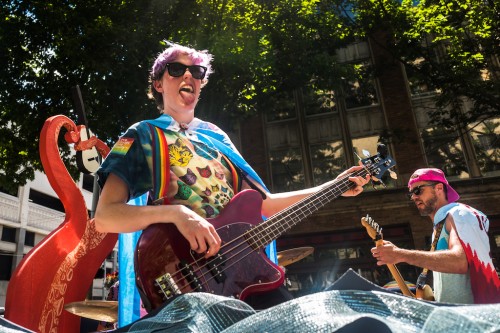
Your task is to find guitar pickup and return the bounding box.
[179,261,204,292]
[206,253,226,283]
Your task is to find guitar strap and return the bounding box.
[416,218,445,290]
[147,123,171,205]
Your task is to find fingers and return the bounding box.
[339,165,371,197]
[348,173,370,186]
[191,232,222,258]
[192,228,221,258]
[337,165,361,178]
[371,243,398,265]
[206,226,222,258]
[342,174,368,197]
[371,246,385,265]
[372,252,385,265]
[174,207,222,257]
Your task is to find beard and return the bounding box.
[417,195,438,216]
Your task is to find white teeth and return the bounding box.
[180,86,194,93]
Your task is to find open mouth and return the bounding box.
[180,85,194,93]
[178,84,196,105]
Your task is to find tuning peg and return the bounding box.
[389,169,398,180]
[362,149,370,158]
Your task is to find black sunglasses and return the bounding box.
[407,183,436,199]
[164,62,207,80]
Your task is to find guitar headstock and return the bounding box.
[359,144,397,186]
[361,214,383,241]
[75,126,101,174]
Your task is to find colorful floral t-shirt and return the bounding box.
[165,131,236,218]
[98,123,237,218]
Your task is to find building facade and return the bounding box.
[0,171,117,307]
[1,38,498,305]
[238,38,500,297]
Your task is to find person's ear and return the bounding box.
[153,80,163,93]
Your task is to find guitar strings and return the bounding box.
[156,166,373,297]
[157,167,370,296]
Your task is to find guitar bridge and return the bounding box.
[155,273,182,301]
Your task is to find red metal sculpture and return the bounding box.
[4,115,117,333]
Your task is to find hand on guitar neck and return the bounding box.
[362,215,434,301]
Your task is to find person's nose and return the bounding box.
[183,68,193,79]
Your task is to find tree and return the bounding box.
[7,0,495,191]
[0,0,356,191]
[0,0,184,192]
[344,0,499,127]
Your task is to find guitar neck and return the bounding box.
[374,239,415,298]
[249,169,364,248]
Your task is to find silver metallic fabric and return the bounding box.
[121,290,500,333]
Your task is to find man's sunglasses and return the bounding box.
[407,183,436,199]
[164,62,207,80]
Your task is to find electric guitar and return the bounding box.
[135,146,396,312]
[76,127,100,174]
[361,215,434,300]
[72,85,100,175]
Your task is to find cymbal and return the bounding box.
[277,246,314,267]
[64,300,118,322]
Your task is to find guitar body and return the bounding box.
[76,127,100,174]
[135,190,284,312]
[416,284,435,301]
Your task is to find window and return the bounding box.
[406,59,439,97]
[29,189,64,212]
[269,148,304,192]
[310,141,345,186]
[0,252,13,280]
[266,57,388,193]
[469,118,500,177]
[411,79,499,179]
[343,62,378,110]
[303,88,337,116]
[24,231,35,247]
[1,226,16,243]
[421,127,468,179]
[265,91,297,122]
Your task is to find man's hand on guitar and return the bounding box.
[337,165,370,197]
[371,240,402,266]
[174,205,222,259]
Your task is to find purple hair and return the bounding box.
[149,42,214,111]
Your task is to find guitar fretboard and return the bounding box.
[246,167,370,249]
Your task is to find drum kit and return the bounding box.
[64,247,314,323]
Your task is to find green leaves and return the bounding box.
[1,0,498,190]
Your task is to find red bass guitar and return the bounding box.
[135,146,396,312]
